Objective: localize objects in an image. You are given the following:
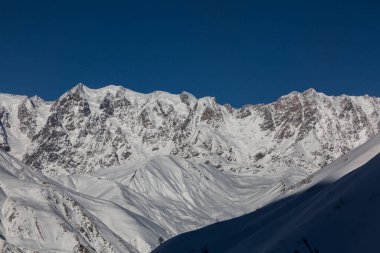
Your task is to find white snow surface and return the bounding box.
[0,150,307,253]
[2,84,380,177]
[1,85,380,252]
[153,133,380,253]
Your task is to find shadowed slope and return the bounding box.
[153,134,380,253]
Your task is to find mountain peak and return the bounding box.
[70,83,86,93]
[303,88,317,94]
[180,91,197,105]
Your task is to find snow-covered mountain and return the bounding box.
[0,148,302,252]
[1,84,380,176]
[1,126,379,253]
[1,84,380,252]
[153,133,380,253]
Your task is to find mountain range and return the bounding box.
[0,84,379,252]
[2,84,380,177]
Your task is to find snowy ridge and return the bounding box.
[1,85,380,252]
[0,150,165,253]
[153,134,380,253]
[0,150,304,253]
[0,84,380,177]
[54,154,303,251]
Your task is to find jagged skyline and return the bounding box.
[1,84,380,252]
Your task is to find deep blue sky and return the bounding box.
[1,0,380,107]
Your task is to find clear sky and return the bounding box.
[1,0,380,107]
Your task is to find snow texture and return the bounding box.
[0,85,379,177]
[154,133,380,253]
[0,84,379,252]
[0,149,302,252]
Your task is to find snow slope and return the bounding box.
[153,133,380,253]
[53,155,308,252]
[0,93,52,158]
[0,149,308,253]
[0,151,166,253]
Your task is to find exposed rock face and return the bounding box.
[1,84,380,176]
[0,109,10,151]
[18,98,38,138]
